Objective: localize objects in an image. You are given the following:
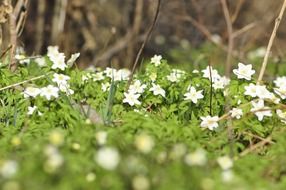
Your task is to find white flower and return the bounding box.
[15,54,30,64]
[132,175,150,190]
[248,47,266,59]
[185,149,207,166]
[274,86,286,99]
[213,76,230,90]
[276,109,286,124]
[244,83,272,99]
[128,80,147,94]
[67,53,80,66]
[0,160,18,178]
[149,83,165,97]
[92,72,105,81]
[222,170,234,182]
[47,46,67,71]
[135,134,154,154]
[86,172,96,182]
[50,53,67,71]
[123,92,141,106]
[200,115,219,130]
[27,106,37,115]
[170,143,187,160]
[184,86,204,104]
[192,69,199,74]
[35,57,47,67]
[150,54,162,66]
[250,99,272,121]
[95,131,108,145]
[233,62,255,80]
[229,108,243,119]
[115,69,131,81]
[274,76,286,88]
[52,73,70,85]
[104,67,117,78]
[166,70,184,82]
[95,147,120,170]
[22,86,41,98]
[149,73,157,82]
[58,84,74,95]
[101,82,110,92]
[40,85,59,100]
[201,66,220,80]
[44,153,64,173]
[217,156,233,170]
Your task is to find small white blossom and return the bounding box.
[250,99,272,121]
[135,134,154,154]
[201,66,220,81]
[101,82,110,92]
[58,84,74,95]
[86,172,96,182]
[123,92,141,106]
[128,80,147,94]
[22,87,41,98]
[0,160,18,178]
[150,54,162,66]
[95,147,120,170]
[149,73,157,82]
[40,85,59,100]
[95,131,108,145]
[15,54,30,64]
[27,106,37,115]
[47,46,67,71]
[222,170,234,182]
[192,69,199,74]
[233,62,255,80]
[67,53,80,66]
[274,76,286,88]
[52,73,70,85]
[167,69,184,82]
[274,86,286,99]
[200,115,219,130]
[276,109,286,124]
[132,175,150,190]
[149,83,165,97]
[213,76,230,90]
[35,57,47,67]
[185,149,207,166]
[184,86,204,104]
[217,156,233,170]
[244,84,272,99]
[230,108,243,119]
[92,72,105,81]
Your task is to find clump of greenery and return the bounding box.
[1,47,286,190]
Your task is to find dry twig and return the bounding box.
[257,0,286,83]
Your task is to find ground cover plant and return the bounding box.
[1,46,286,190]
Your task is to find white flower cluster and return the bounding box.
[123,80,147,106]
[82,67,131,83]
[22,73,73,102]
[167,69,185,83]
[47,46,80,71]
[202,66,230,90]
[44,145,64,173]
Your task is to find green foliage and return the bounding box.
[0,50,286,190]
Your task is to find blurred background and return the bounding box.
[1,0,286,71]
